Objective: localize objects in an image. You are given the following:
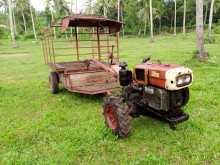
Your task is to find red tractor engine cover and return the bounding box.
[134,63,193,91]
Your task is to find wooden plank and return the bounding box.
[69,71,117,87]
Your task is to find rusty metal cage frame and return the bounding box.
[41,16,121,70]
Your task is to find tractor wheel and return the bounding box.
[49,72,59,94]
[182,87,190,107]
[103,96,132,137]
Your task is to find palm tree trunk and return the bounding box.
[208,0,215,42]
[204,2,208,25]
[183,0,186,35]
[121,2,125,37]
[174,0,177,35]
[144,14,147,37]
[138,26,142,36]
[196,0,207,60]
[75,0,79,34]
[21,7,27,33]
[159,16,161,34]
[7,0,17,48]
[170,15,173,32]
[70,0,73,14]
[149,0,153,40]
[89,0,93,14]
[29,1,37,41]
[104,6,107,16]
[12,5,17,35]
[75,0,78,13]
[117,0,120,21]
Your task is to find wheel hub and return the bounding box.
[106,106,118,130]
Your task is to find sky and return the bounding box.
[30,0,88,12]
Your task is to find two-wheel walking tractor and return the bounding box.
[41,15,193,138]
[103,59,193,137]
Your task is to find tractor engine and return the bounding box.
[119,61,193,128]
[102,60,193,138]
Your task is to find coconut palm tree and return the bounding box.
[12,1,17,35]
[196,0,207,60]
[149,0,153,40]
[7,0,17,47]
[75,0,78,13]
[17,0,28,33]
[204,0,209,25]
[208,0,215,42]
[174,0,176,35]
[120,0,125,37]
[21,6,27,33]
[95,0,112,17]
[117,0,120,21]
[137,0,149,37]
[29,0,37,41]
[50,0,70,18]
[183,0,186,35]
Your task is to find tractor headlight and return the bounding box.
[176,74,192,87]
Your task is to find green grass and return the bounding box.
[0,33,220,165]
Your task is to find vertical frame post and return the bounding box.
[50,30,56,64]
[107,28,110,63]
[44,38,49,64]
[97,27,101,61]
[41,38,47,64]
[107,28,110,53]
[116,32,119,60]
[75,26,80,61]
[47,34,52,63]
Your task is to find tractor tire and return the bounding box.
[103,96,132,137]
[49,72,59,94]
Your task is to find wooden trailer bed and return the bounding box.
[42,15,122,95]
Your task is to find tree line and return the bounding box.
[0,0,218,60]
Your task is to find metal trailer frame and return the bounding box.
[41,15,122,95]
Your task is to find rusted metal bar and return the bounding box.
[106,28,110,63]
[41,39,47,64]
[63,32,110,35]
[97,27,101,61]
[116,32,119,60]
[107,33,110,54]
[44,39,49,64]
[47,36,52,63]
[56,45,113,50]
[50,34,56,64]
[54,51,114,57]
[54,39,114,42]
[75,26,80,61]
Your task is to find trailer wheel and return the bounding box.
[49,72,59,94]
[103,96,132,137]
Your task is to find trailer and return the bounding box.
[41,15,122,95]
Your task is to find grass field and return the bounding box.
[0,33,220,164]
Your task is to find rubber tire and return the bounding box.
[182,87,190,107]
[103,96,132,137]
[49,72,59,94]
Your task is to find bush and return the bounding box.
[0,27,9,39]
[22,32,35,40]
[213,25,220,34]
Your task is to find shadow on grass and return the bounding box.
[58,87,104,102]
